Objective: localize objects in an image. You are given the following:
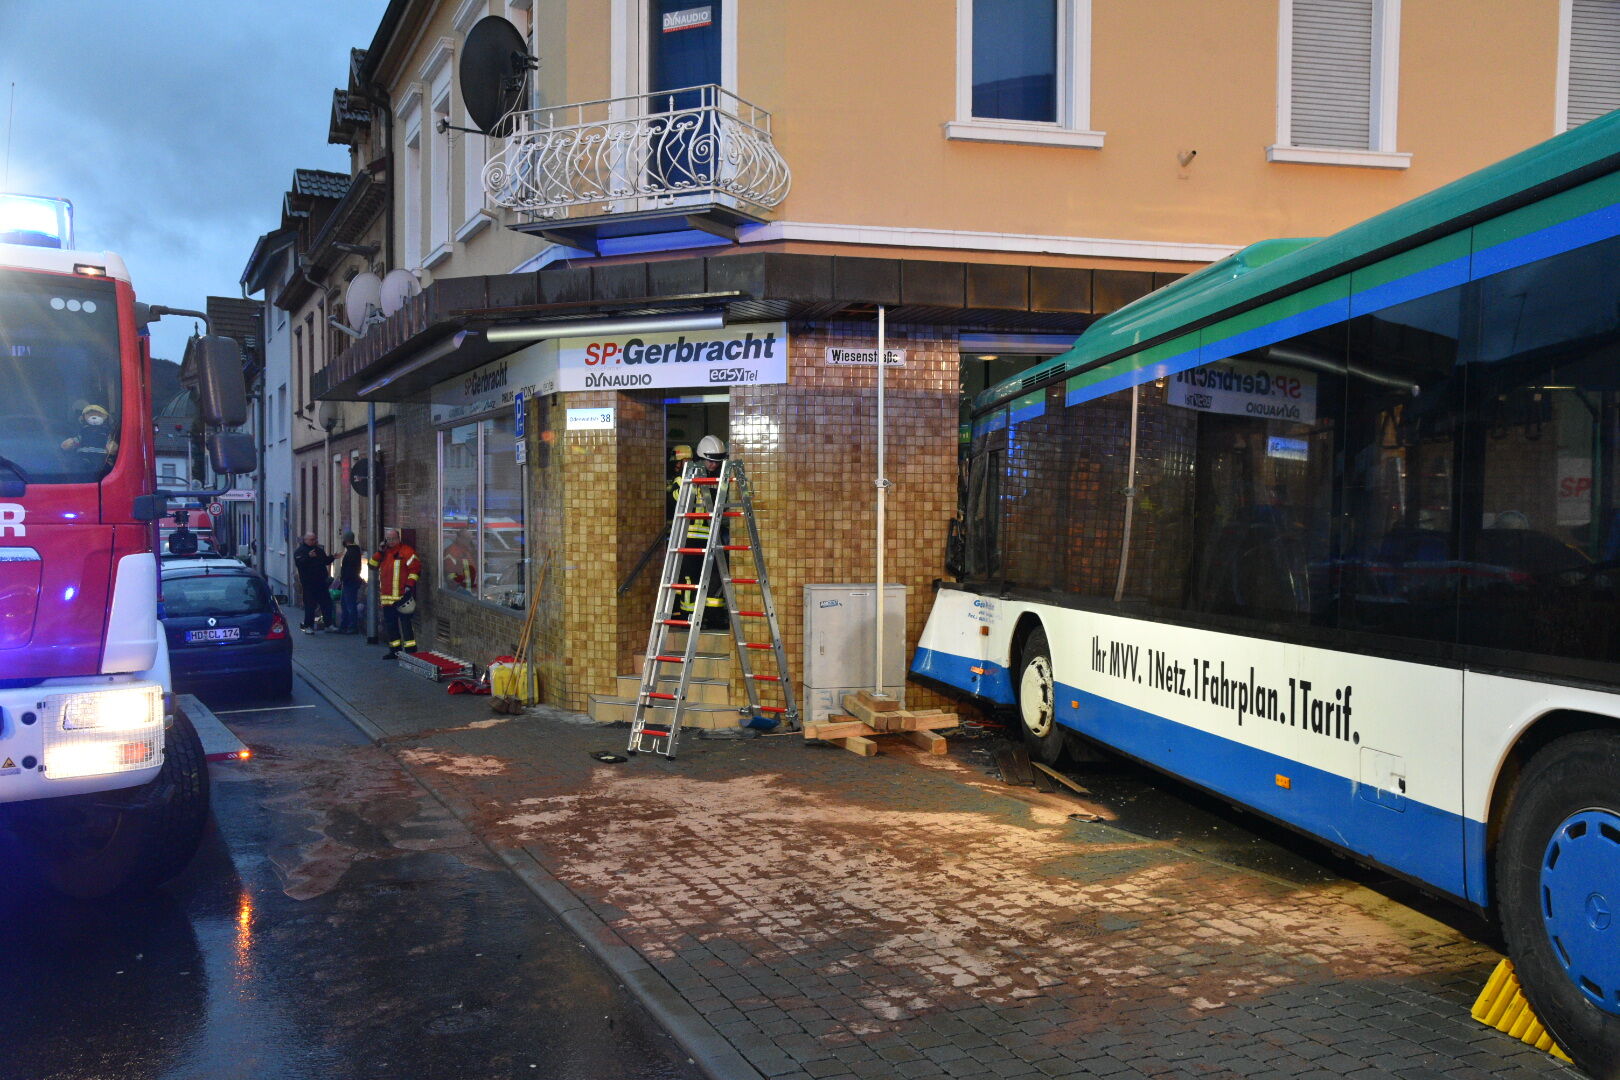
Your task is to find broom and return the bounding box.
[492,558,547,714]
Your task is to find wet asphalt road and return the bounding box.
[0,678,703,1080]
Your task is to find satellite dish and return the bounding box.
[380,269,421,317]
[461,15,537,135]
[344,271,383,331]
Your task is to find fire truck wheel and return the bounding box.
[30,710,211,900]
[1496,730,1620,1079]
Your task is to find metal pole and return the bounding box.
[366,403,379,643]
[873,305,888,696]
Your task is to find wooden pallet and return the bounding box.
[802,692,960,756]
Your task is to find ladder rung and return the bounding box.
[745,673,780,682]
[757,706,787,714]
[689,478,718,485]
[730,578,758,584]
[722,545,750,551]
[662,618,692,627]
[722,511,744,517]
[744,642,773,650]
[646,692,677,700]
[654,655,685,663]
[676,547,708,555]
[680,512,711,519]
[641,728,670,737]
[737,610,766,617]
[667,583,698,590]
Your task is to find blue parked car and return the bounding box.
[160,558,293,699]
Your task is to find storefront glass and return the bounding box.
[437,418,525,610]
[479,415,525,609]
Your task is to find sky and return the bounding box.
[0,0,390,363]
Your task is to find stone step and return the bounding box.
[587,695,742,729]
[614,673,732,705]
[633,651,731,680]
[659,628,733,653]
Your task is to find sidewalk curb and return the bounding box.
[293,657,764,1080]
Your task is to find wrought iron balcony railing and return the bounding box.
[483,85,792,229]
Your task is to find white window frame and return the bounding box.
[612,0,739,102]
[400,85,425,269]
[455,0,497,239]
[1268,0,1410,169]
[422,40,456,269]
[946,0,1103,149]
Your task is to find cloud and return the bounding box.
[0,0,387,360]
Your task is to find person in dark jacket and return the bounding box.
[293,533,336,633]
[337,530,364,634]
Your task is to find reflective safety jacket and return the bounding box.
[668,476,712,539]
[370,543,422,602]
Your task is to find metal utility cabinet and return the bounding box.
[802,583,908,725]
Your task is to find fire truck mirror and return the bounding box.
[206,431,257,476]
[187,335,249,428]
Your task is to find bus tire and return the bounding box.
[1496,730,1620,1079]
[26,711,211,900]
[1015,627,1068,766]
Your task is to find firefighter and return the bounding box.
[444,529,477,593]
[370,527,422,658]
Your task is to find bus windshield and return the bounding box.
[0,268,122,485]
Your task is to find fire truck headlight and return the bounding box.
[43,687,164,780]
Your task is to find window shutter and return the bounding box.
[1290,0,1374,150]
[1569,0,1620,129]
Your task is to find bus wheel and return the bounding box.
[23,711,211,900]
[1497,730,1620,1079]
[1016,627,1067,766]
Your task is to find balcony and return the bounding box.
[483,85,791,253]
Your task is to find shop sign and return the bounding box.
[219,488,255,501]
[662,5,711,31]
[431,340,559,425]
[1168,359,1316,424]
[825,346,907,367]
[566,407,616,430]
[556,321,788,392]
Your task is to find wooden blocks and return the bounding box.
[801,696,961,756]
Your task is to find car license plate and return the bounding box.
[184,627,240,643]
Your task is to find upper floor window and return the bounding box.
[1269,0,1410,169]
[947,0,1103,148]
[1561,0,1620,130]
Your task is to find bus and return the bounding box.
[913,115,1620,1074]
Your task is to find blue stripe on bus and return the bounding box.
[910,645,1016,704]
[1060,204,1620,412]
[1056,683,1472,901]
[1349,255,1471,317]
[1473,200,1620,279]
[1009,398,1046,426]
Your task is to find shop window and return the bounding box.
[438,418,527,613]
[479,415,526,610]
[440,423,479,595]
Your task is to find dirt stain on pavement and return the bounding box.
[478,764,1501,1032]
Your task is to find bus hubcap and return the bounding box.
[1021,656,1053,739]
[1540,808,1620,1016]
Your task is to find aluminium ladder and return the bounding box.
[628,458,798,758]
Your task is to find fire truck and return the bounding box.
[0,193,254,897]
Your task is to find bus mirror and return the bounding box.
[187,335,249,428]
[206,431,257,476]
[132,494,163,521]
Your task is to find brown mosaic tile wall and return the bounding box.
[730,322,961,713]
[614,392,667,677]
[528,393,568,708]
[558,390,622,711]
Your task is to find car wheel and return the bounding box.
[1496,730,1620,1079]
[1015,626,1068,766]
[21,710,211,900]
[270,667,294,700]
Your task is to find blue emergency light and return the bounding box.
[0,193,74,249]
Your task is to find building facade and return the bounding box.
[305,0,1620,717]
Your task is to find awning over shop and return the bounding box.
[314,252,1178,402]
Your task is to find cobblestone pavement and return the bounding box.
[291,634,1578,1080]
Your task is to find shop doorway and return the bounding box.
[664,393,729,482]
